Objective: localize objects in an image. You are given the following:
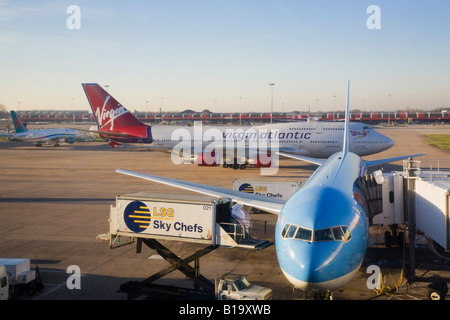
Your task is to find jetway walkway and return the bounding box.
[367,159,450,299]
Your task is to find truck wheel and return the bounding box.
[27,284,36,296]
[427,281,448,300]
[427,287,444,300]
[384,231,392,248]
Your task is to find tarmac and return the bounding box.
[1,124,450,301]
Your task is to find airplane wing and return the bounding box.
[276,152,325,166]
[364,153,426,169]
[116,169,285,214]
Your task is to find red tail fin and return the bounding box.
[82,83,145,132]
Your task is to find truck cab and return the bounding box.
[215,273,272,300]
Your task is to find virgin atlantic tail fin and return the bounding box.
[82,83,146,132]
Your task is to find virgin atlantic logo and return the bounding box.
[95,95,130,130]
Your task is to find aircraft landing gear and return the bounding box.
[223,161,247,170]
[314,290,333,300]
[384,224,404,248]
[293,288,333,300]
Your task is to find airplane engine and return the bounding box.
[64,137,77,144]
[193,151,221,166]
[249,153,273,168]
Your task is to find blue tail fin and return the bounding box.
[10,111,27,133]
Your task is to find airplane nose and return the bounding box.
[377,131,394,150]
[277,232,363,291]
[278,241,343,290]
[387,136,394,148]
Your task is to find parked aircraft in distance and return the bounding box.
[116,81,424,297]
[82,83,394,169]
[9,111,79,147]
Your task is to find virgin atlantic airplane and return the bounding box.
[82,83,394,170]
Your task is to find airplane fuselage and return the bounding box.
[275,151,369,291]
[13,128,79,145]
[105,121,393,158]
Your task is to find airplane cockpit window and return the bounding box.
[341,226,352,241]
[281,224,290,238]
[295,227,312,242]
[331,226,345,241]
[281,224,351,242]
[314,228,334,242]
[286,225,297,238]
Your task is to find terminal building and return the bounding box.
[12,109,450,125]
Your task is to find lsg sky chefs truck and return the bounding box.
[109,192,271,249]
[108,192,272,299]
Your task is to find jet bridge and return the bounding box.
[108,192,272,299]
[370,160,450,299]
[372,162,450,255]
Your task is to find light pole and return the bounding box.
[388,94,391,126]
[239,96,242,125]
[269,83,274,124]
[333,95,336,122]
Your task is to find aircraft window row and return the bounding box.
[281,224,352,242]
[354,140,390,144]
[323,128,344,130]
[309,140,338,144]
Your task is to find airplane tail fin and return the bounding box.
[10,111,27,133]
[82,83,147,132]
[342,80,350,155]
[276,80,352,168]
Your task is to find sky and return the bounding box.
[1,0,449,114]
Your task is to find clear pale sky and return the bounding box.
[1,0,449,113]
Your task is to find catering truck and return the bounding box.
[233,178,301,201]
[109,192,271,250]
[233,178,301,213]
[110,193,273,299]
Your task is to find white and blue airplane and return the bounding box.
[9,111,80,147]
[115,81,424,296]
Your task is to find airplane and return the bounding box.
[9,111,80,147]
[82,83,394,169]
[115,81,425,297]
